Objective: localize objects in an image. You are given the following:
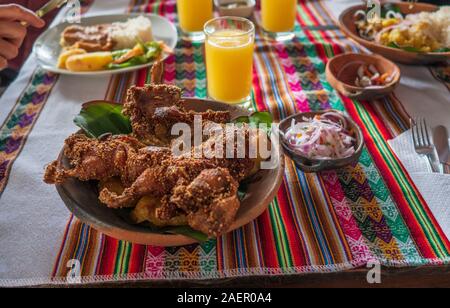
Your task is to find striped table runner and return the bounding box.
[27,0,449,282]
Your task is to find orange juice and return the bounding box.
[261,0,297,33]
[206,30,255,104]
[177,0,213,33]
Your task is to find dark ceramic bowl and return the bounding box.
[278,110,364,173]
[55,98,285,247]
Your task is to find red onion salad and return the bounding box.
[283,112,357,160]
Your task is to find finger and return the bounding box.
[0,56,7,70]
[0,4,45,28]
[0,39,19,60]
[0,21,27,46]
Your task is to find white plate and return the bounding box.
[33,13,178,76]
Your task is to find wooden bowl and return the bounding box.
[326,53,400,100]
[279,111,364,173]
[339,3,450,65]
[55,98,284,247]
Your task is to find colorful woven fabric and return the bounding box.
[0,70,58,195]
[49,0,450,282]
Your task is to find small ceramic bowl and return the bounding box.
[278,110,364,173]
[215,0,255,18]
[326,53,400,101]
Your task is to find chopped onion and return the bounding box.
[282,112,356,160]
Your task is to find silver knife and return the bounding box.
[434,125,450,173]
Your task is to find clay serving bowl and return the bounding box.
[55,98,284,247]
[326,53,400,100]
[278,110,364,173]
[339,2,450,65]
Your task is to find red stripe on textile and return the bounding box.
[360,100,394,140]
[97,236,119,275]
[277,181,308,266]
[252,64,267,112]
[137,67,148,86]
[256,211,280,268]
[216,236,224,270]
[128,244,147,274]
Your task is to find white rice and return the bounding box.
[109,16,153,50]
[406,6,450,48]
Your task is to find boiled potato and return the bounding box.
[131,196,187,227]
[65,52,113,72]
[98,177,136,208]
[98,177,125,195]
[248,129,272,177]
[57,48,86,69]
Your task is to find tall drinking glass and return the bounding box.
[177,0,214,41]
[261,0,297,41]
[204,17,255,108]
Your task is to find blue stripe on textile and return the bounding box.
[296,171,334,265]
[383,97,409,131]
[74,224,89,262]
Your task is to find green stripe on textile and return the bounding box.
[151,0,162,14]
[268,199,293,268]
[122,242,132,274]
[353,101,448,257]
[251,91,258,111]
[114,241,125,274]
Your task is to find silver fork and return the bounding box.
[410,117,440,173]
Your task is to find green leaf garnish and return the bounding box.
[433,47,450,53]
[74,101,131,138]
[134,219,208,242]
[165,226,209,242]
[387,42,423,53]
[233,111,273,134]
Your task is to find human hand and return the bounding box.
[0,4,45,70]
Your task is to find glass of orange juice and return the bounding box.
[261,0,297,41]
[204,17,255,108]
[177,0,214,41]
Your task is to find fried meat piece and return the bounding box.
[170,168,240,237]
[100,123,260,209]
[44,134,144,185]
[61,24,114,52]
[123,84,231,145]
[98,157,220,208]
[43,134,173,186]
[187,122,259,181]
